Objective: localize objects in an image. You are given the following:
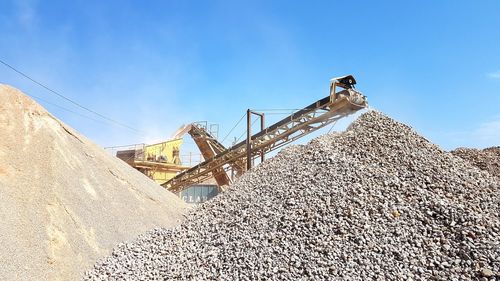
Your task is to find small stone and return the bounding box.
[480,268,494,277]
[82,111,500,281]
[391,210,401,218]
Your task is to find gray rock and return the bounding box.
[83,111,500,281]
[480,267,494,277]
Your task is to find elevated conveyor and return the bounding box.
[163,75,368,193]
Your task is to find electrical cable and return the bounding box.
[223,109,296,145]
[221,112,246,144]
[0,58,144,133]
[252,108,299,112]
[28,93,103,124]
[327,120,338,133]
[235,116,259,143]
[260,112,295,115]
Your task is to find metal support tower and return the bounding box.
[246,109,265,170]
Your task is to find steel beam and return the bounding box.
[162,90,366,193]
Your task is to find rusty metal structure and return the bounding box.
[182,122,245,188]
[162,75,368,193]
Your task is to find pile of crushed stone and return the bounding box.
[0,84,186,281]
[85,111,499,280]
[452,147,500,178]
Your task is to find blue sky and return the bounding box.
[1,0,499,155]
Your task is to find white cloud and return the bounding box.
[433,115,500,150]
[475,117,500,144]
[487,70,500,79]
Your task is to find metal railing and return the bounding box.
[105,144,203,166]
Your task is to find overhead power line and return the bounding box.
[29,93,102,123]
[0,59,144,134]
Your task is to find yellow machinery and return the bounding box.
[115,138,190,185]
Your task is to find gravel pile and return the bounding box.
[0,84,186,281]
[85,110,500,281]
[452,147,500,178]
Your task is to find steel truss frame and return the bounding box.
[163,88,366,194]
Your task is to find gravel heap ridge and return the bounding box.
[452,147,500,178]
[85,110,499,281]
[0,84,186,281]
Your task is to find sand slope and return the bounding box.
[0,84,186,280]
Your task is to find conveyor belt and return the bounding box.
[162,86,367,193]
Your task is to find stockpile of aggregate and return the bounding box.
[452,147,500,178]
[0,84,186,281]
[85,110,500,280]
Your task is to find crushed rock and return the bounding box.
[452,147,500,178]
[85,111,499,280]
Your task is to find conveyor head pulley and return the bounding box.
[330,75,357,89]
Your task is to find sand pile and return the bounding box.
[0,84,186,280]
[452,147,500,178]
[86,111,499,280]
